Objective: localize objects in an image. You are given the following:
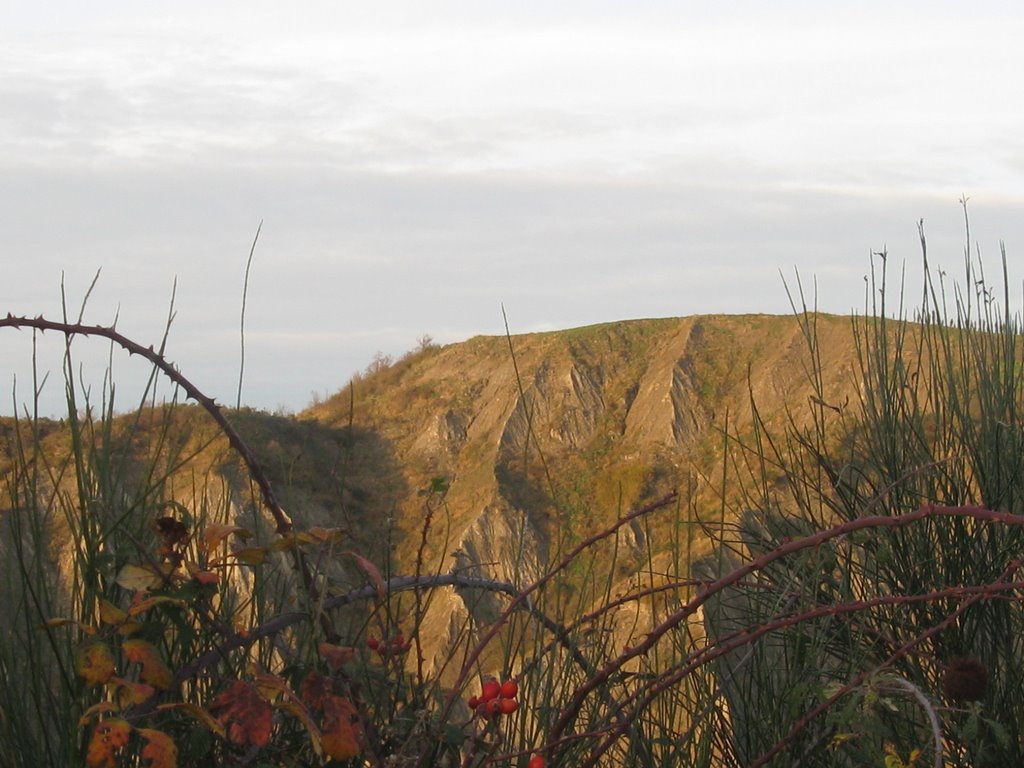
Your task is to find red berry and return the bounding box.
[392,632,405,648]
[529,756,546,768]
[500,679,519,699]
[499,698,518,715]
[486,699,503,717]
[367,635,379,650]
[481,678,501,701]
[467,695,480,709]
[475,702,489,718]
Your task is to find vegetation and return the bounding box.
[1,208,1022,766]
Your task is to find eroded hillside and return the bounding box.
[1,313,866,673]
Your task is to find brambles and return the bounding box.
[4,208,1024,765]
[67,505,366,764]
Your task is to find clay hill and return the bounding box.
[0,313,864,670]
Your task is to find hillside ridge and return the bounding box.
[1,312,866,672]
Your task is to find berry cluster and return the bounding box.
[366,633,411,658]
[467,676,519,718]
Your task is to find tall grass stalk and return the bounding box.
[699,213,1024,766]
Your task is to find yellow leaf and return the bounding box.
[138,728,178,768]
[202,522,251,553]
[267,534,301,552]
[230,546,269,565]
[305,526,346,544]
[123,639,174,690]
[127,595,186,617]
[117,621,145,637]
[248,664,291,702]
[116,563,173,591]
[98,599,128,625]
[76,641,117,687]
[276,695,322,756]
[78,701,118,727]
[44,617,96,635]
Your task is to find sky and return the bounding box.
[1,1,1023,417]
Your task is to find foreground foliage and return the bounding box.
[1,210,1022,766]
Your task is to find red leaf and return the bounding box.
[139,728,179,768]
[185,561,220,585]
[300,670,330,713]
[208,680,273,748]
[318,642,356,672]
[86,718,132,768]
[344,550,386,601]
[109,676,156,707]
[321,695,361,760]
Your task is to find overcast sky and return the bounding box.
[2,1,1023,417]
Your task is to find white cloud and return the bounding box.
[1,2,1022,416]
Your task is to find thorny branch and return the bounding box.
[0,314,341,641]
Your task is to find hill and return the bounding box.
[5,301,1024,766]
[1,313,862,662]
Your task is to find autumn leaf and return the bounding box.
[229,546,269,566]
[248,664,292,701]
[139,728,179,768]
[98,599,127,624]
[318,642,356,672]
[44,616,90,631]
[116,562,173,591]
[76,641,117,686]
[321,695,361,760]
[208,680,273,748]
[123,639,174,690]
[98,598,144,636]
[247,665,322,746]
[78,702,118,727]
[109,676,156,707]
[154,516,189,546]
[185,560,220,585]
[304,526,346,544]
[275,695,322,754]
[300,670,330,712]
[202,522,251,553]
[127,595,186,616]
[344,550,386,601]
[86,718,132,768]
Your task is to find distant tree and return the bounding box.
[365,351,394,376]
